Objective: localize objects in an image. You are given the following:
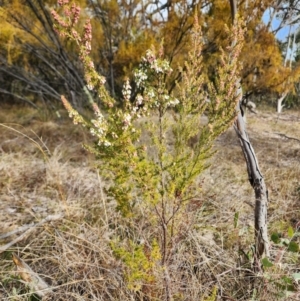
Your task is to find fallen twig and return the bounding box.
[12,252,52,297]
[0,214,63,253]
[0,223,34,240]
[274,132,300,143]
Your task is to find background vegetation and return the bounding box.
[1,0,300,111]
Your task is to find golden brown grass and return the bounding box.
[0,106,300,300]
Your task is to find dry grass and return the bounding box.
[0,106,300,300]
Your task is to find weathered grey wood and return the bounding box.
[277,91,288,113]
[0,214,63,253]
[229,0,270,265]
[234,99,270,260]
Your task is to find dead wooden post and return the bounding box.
[234,98,270,261]
[229,0,270,268]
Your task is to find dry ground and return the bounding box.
[0,105,299,300]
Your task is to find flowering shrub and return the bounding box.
[52,1,244,296]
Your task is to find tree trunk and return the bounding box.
[289,26,296,69]
[277,91,288,113]
[284,25,292,67]
[229,0,270,267]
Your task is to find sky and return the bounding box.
[262,8,299,60]
[262,9,290,41]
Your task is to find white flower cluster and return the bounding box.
[166,98,180,107]
[99,75,106,85]
[122,113,132,130]
[90,112,111,146]
[135,49,172,90]
[144,49,155,63]
[151,59,172,74]
[146,88,155,99]
[87,84,94,91]
[122,79,132,101]
[121,48,180,123]
[163,95,180,108]
[134,69,148,88]
[136,94,143,106]
[143,49,172,74]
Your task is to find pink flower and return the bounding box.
[92,102,101,116]
[85,41,91,52]
[57,0,69,6]
[61,95,72,111]
[71,4,81,24]
[64,7,71,17]
[83,20,92,42]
